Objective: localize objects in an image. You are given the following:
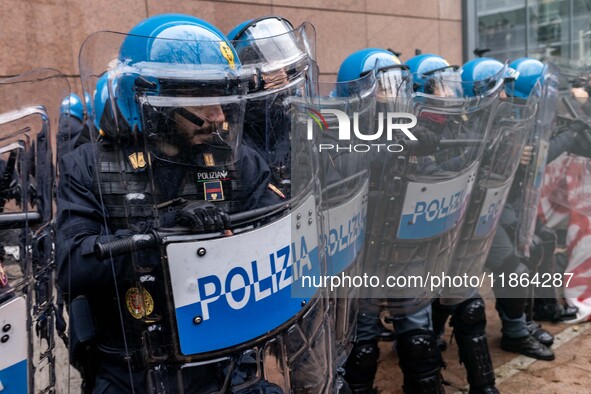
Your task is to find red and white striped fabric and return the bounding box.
[539,153,591,323]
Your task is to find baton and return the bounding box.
[94,201,290,260]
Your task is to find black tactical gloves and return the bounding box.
[175,201,231,233]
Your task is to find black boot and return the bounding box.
[343,340,379,394]
[534,298,578,322]
[526,320,554,347]
[396,329,445,394]
[500,335,555,360]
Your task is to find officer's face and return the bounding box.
[263,68,289,90]
[571,87,589,104]
[432,81,457,98]
[173,105,227,145]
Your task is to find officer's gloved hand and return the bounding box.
[175,201,230,233]
[412,128,441,155]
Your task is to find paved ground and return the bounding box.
[375,301,591,394]
[54,298,590,393]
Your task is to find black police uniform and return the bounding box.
[56,139,281,393]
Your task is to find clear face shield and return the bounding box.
[231,17,311,92]
[375,65,413,99]
[422,66,463,97]
[139,94,245,166]
[372,64,413,113]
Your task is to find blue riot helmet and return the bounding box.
[58,93,87,156]
[60,93,84,121]
[461,57,508,97]
[337,48,411,99]
[228,16,309,92]
[405,53,462,96]
[107,14,248,164]
[92,73,110,136]
[506,58,544,98]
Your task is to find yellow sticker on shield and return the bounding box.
[126,287,154,319]
[220,42,236,70]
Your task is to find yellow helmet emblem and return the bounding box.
[220,42,236,70]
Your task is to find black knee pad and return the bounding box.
[344,339,379,390]
[395,329,442,374]
[458,297,486,325]
[450,297,486,336]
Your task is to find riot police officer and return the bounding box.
[228,16,309,199]
[484,58,557,361]
[431,57,529,394]
[56,14,281,393]
[407,54,504,394]
[338,49,450,394]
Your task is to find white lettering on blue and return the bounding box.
[195,237,313,321]
[412,190,466,223]
[484,199,503,223]
[327,211,364,257]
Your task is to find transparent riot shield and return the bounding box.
[67,24,333,394]
[307,74,376,371]
[362,71,504,316]
[0,69,68,393]
[442,79,541,302]
[514,64,560,257]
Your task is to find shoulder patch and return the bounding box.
[128,152,147,171]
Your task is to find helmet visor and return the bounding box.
[232,19,311,91]
[233,17,302,66]
[375,65,413,99]
[139,94,245,165]
[422,66,463,97]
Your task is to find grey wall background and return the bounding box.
[0,0,462,96]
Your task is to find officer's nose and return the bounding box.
[203,105,225,124]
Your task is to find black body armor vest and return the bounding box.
[93,142,242,230]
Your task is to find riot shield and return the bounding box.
[362,71,504,316]
[514,64,560,257]
[65,23,334,393]
[442,78,541,302]
[308,74,376,370]
[0,69,68,393]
